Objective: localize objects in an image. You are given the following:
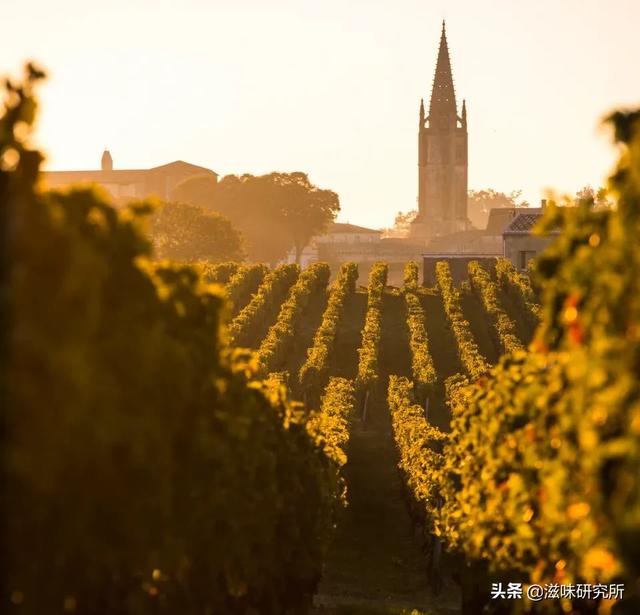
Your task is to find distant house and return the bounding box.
[502,207,559,270]
[478,207,538,254]
[284,222,383,266]
[41,150,218,202]
[315,223,383,245]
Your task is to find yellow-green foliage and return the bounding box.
[298,262,358,404]
[402,262,437,402]
[495,257,541,327]
[228,262,299,346]
[468,260,524,354]
[225,262,268,314]
[436,110,640,600]
[439,355,571,578]
[356,262,388,393]
[388,376,447,520]
[256,262,331,375]
[403,259,421,291]
[307,377,356,488]
[3,67,342,615]
[198,261,239,284]
[435,261,490,380]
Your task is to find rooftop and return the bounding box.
[44,159,218,180]
[328,222,382,235]
[503,211,547,235]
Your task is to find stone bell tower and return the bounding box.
[411,21,469,240]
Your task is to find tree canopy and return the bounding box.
[150,201,244,262]
[173,172,340,263]
[383,189,530,237]
[170,174,217,210]
[467,188,530,229]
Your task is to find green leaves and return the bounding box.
[388,376,447,524]
[436,260,490,380]
[3,69,343,614]
[495,257,541,328]
[468,260,524,355]
[298,262,358,405]
[430,107,640,603]
[356,262,388,393]
[228,263,299,346]
[256,262,330,375]
[403,261,437,403]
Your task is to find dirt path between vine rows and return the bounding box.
[313,290,460,615]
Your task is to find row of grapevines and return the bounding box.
[402,262,437,402]
[307,377,356,492]
[435,261,490,380]
[468,260,524,354]
[225,263,268,315]
[229,263,299,346]
[495,257,541,327]
[356,262,388,393]
[433,112,640,613]
[3,66,343,614]
[198,261,239,284]
[388,376,447,520]
[256,262,331,375]
[298,262,359,405]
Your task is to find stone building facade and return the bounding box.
[502,209,559,270]
[42,150,218,203]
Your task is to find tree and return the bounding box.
[467,188,530,229]
[170,174,217,210]
[383,209,418,238]
[575,184,614,209]
[273,172,340,264]
[150,201,244,262]
[383,189,528,237]
[211,172,339,263]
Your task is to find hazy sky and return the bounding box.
[4,0,639,228]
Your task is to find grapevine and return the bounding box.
[298,262,358,405]
[355,262,388,394]
[256,262,330,375]
[436,260,490,380]
[402,261,437,402]
[228,263,299,346]
[468,260,524,354]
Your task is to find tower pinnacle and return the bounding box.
[428,20,457,126]
[101,149,113,172]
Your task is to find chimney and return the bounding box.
[541,198,547,212]
[101,149,113,171]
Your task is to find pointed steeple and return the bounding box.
[428,20,457,126]
[461,98,467,129]
[419,98,425,127]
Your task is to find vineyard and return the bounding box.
[4,69,640,615]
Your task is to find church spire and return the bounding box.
[428,20,457,125]
[419,98,425,127]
